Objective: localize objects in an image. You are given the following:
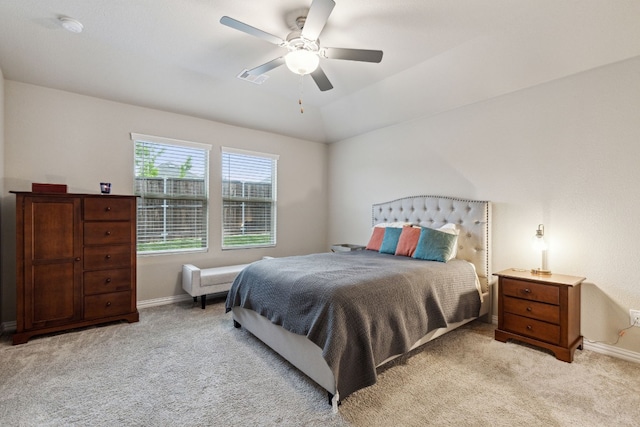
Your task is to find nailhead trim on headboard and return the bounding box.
[372,195,492,291]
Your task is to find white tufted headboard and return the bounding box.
[372,195,492,292]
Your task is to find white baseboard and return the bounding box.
[583,340,640,364]
[136,294,193,309]
[1,320,17,334]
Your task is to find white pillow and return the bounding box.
[438,223,460,234]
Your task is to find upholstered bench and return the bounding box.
[182,263,249,309]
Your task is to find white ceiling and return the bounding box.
[1,1,639,143]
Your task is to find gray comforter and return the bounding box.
[225,250,481,400]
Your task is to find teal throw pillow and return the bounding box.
[413,227,457,262]
[379,227,403,254]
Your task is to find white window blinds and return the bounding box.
[222,147,278,249]
[131,133,210,254]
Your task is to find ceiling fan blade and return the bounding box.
[310,66,333,91]
[220,16,285,46]
[247,57,286,75]
[301,0,335,41]
[321,47,383,63]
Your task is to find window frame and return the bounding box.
[221,146,278,250]
[131,133,211,256]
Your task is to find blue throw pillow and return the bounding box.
[413,227,457,262]
[379,227,403,254]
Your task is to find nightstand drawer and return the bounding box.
[503,312,560,345]
[503,296,560,324]
[502,278,559,305]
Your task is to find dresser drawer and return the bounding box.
[84,221,131,245]
[502,278,559,305]
[84,198,133,221]
[503,296,560,324]
[503,312,560,345]
[84,291,132,320]
[84,245,131,270]
[84,269,132,295]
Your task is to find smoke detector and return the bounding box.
[59,16,84,33]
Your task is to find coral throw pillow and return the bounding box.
[395,226,421,257]
[365,227,386,251]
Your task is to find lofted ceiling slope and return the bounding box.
[0,1,639,143]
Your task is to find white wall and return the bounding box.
[1,81,328,321]
[328,57,640,354]
[0,68,4,327]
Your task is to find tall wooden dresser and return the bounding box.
[12,192,139,344]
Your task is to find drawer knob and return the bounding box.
[75,257,81,262]
[526,325,532,330]
[105,207,112,212]
[106,301,112,307]
[526,307,532,312]
[105,254,111,260]
[105,278,112,283]
[105,231,112,236]
[523,288,531,293]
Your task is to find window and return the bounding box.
[222,147,278,249]
[131,133,210,254]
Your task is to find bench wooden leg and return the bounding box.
[201,294,207,309]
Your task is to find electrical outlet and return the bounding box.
[630,309,640,327]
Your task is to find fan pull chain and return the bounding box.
[298,75,304,114]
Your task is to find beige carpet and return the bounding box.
[1,298,639,426]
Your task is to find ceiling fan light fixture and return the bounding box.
[220,0,382,91]
[285,49,319,75]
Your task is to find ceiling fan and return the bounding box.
[220,0,383,92]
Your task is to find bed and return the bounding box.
[225,195,492,409]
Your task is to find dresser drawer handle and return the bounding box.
[105,207,112,212]
[105,278,112,283]
[105,231,112,236]
[523,288,531,294]
[105,254,111,260]
[526,307,532,312]
[106,301,112,307]
[526,325,532,330]
[75,257,81,262]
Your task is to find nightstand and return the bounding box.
[331,244,365,252]
[494,269,585,362]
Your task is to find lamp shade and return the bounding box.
[285,50,320,75]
